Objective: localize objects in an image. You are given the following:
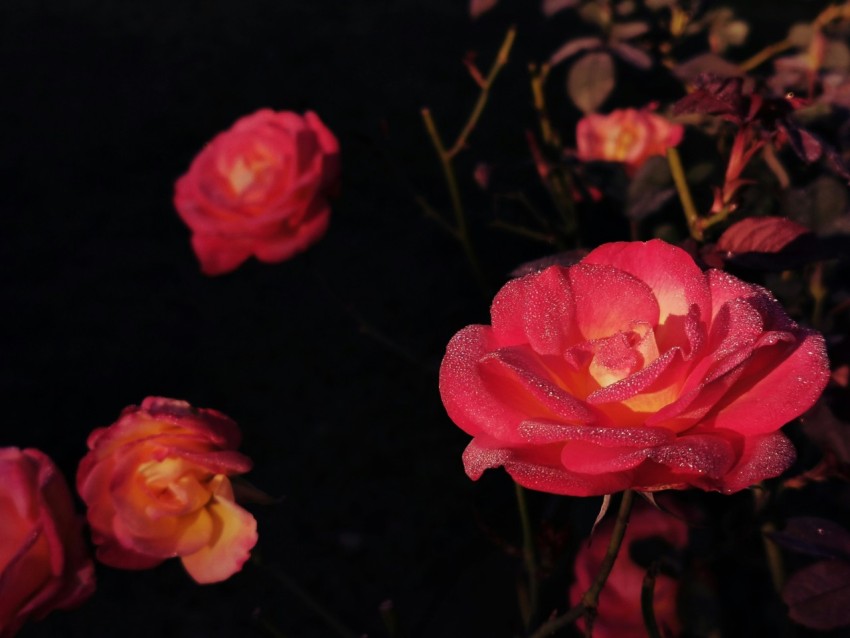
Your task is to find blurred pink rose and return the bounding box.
[576,108,683,174]
[570,506,688,638]
[77,397,257,584]
[439,240,830,496]
[174,109,340,275]
[0,448,94,638]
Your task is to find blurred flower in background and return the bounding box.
[0,448,95,638]
[570,505,688,638]
[174,109,340,275]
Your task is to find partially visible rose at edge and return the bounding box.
[174,108,340,276]
[439,240,830,496]
[76,397,257,584]
[570,506,688,638]
[576,108,683,174]
[0,448,95,638]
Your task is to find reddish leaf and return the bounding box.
[610,22,650,41]
[673,53,744,83]
[783,560,850,630]
[770,517,850,561]
[542,0,580,16]
[611,42,653,70]
[716,216,810,254]
[549,37,604,66]
[800,403,850,465]
[673,74,747,121]
[469,0,498,19]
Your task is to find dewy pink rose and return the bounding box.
[174,108,340,275]
[439,240,829,496]
[76,397,257,584]
[570,506,688,638]
[576,108,683,174]
[0,448,95,638]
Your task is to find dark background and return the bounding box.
[0,1,836,637]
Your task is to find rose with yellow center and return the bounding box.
[439,240,830,496]
[174,109,339,275]
[576,108,683,175]
[76,397,257,584]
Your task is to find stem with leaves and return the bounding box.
[528,490,636,638]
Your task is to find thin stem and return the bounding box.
[641,562,663,638]
[528,490,636,638]
[447,26,517,159]
[529,63,557,148]
[761,521,786,594]
[515,482,539,629]
[490,220,558,245]
[739,38,793,72]
[421,107,487,290]
[810,262,827,330]
[667,147,703,241]
[251,558,359,638]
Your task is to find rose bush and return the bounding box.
[0,448,95,638]
[576,108,683,174]
[77,397,257,584]
[570,506,688,638]
[174,108,340,275]
[439,240,829,495]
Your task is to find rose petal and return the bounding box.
[568,263,661,339]
[584,239,711,325]
[180,496,257,584]
[491,265,578,354]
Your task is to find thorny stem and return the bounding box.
[447,27,517,159]
[530,64,558,148]
[739,1,850,72]
[641,562,663,638]
[515,482,539,629]
[250,557,359,638]
[528,65,578,242]
[420,26,516,291]
[528,490,636,638]
[421,107,487,290]
[739,38,794,73]
[667,147,703,241]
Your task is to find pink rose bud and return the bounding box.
[0,448,95,638]
[174,109,340,275]
[439,240,830,495]
[570,506,688,637]
[76,397,257,584]
[576,108,683,174]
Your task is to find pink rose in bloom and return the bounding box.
[576,108,684,174]
[570,506,688,638]
[77,397,257,584]
[174,109,340,275]
[439,240,830,496]
[0,448,95,638]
